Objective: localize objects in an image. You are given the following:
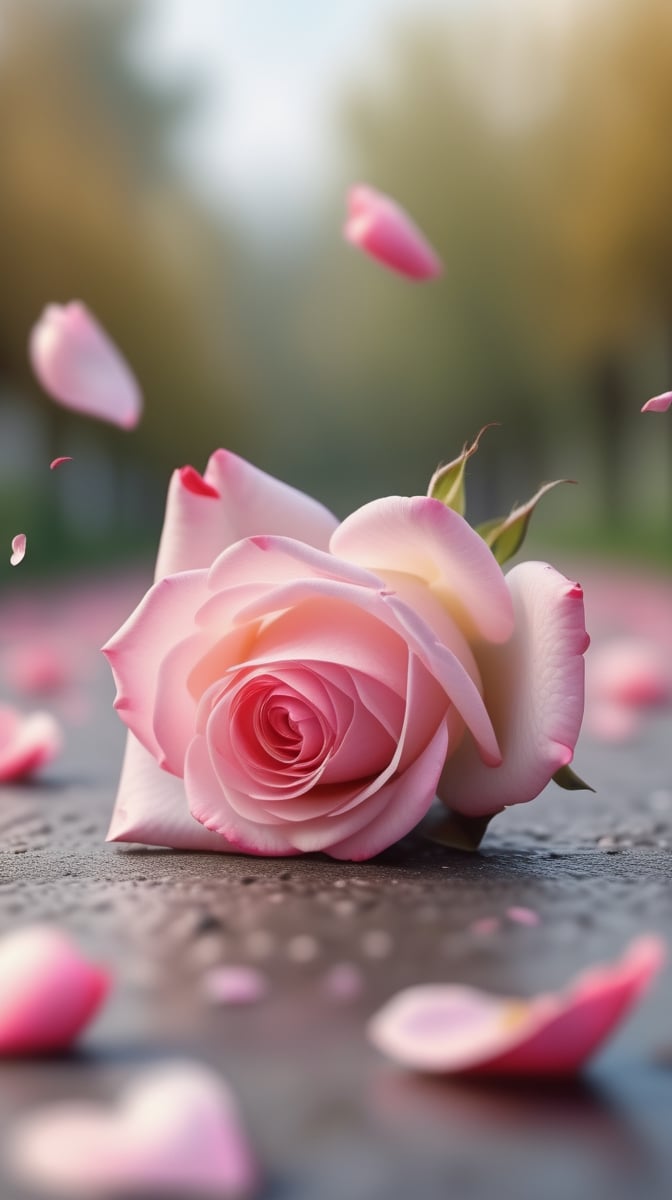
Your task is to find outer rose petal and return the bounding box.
[29,302,142,429]
[106,735,235,852]
[155,448,339,579]
[331,496,514,644]
[439,562,588,817]
[8,1062,258,1198]
[0,926,109,1054]
[344,185,443,280]
[103,571,209,762]
[0,706,62,781]
[368,936,664,1077]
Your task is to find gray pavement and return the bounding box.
[1,660,672,1199]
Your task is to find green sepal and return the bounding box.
[427,425,497,518]
[421,809,493,852]
[552,764,595,792]
[476,479,574,566]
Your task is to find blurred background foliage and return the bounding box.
[0,0,670,572]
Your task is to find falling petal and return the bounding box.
[8,1061,259,1197]
[0,926,109,1055]
[368,936,665,1076]
[49,456,73,470]
[344,185,442,280]
[641,391,672,413]
[29,301,142,429]
[10,534,26,567]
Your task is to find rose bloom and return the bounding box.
[104,451,587,861]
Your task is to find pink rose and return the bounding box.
[104,451,587,860]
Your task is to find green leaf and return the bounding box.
[476,479,575,565]
[552,764,595,792]
[427,425,497,518]
[421,809,493,852]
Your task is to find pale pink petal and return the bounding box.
[155,449,338,580]
[642,391,672,413]
[440,563,588,817]
[344,185,443,280]
[585,700,640,743]
[588,639,672,708]
[470,917,501,936]
[507,907,541,927]
[225,556,500,767]
[29,302,142,429]
[5,644,70,694]
[0,926,109,1054]
[10,533,26,566]
[368,936,665,1076]
[331,496,514,644]
[8,1062,258,1197]
[49,456,73,470]
[102,570,209,760]
[321,962,364,1002]
[0,706,62,781]
[327,720,449,861]
[203,966,268,1006]
[106,734,235,852]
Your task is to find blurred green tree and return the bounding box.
[0,0,249,564]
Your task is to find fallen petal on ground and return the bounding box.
[368,936,665,1076]
[8,1061,259,1197]
[0,925,109,1055]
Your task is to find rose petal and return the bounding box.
[642,391,672,413]
[49,456,73,470]
[0,926,109,1055]
[10,533,26,566]
[588,638,672,708]
[29,302,142,429]
[439,563,588,817]
[155,449,339,580]
[0,705,62,781]
[8,1062,258,1197]
[202,966,268,1006]
[103,570,210,761]
[506,907,540,927]
[106,734,235,852]
[4,644,70,694]
[331,496,514,644]
[344,185,443,280]
[368,936,665,1076]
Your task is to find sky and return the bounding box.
[136,0,450,219]
[134,0,583,226]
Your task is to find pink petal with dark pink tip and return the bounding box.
[344,185,443,281]
[369,936,665,1076]
[8,1062,258,1197]
[49,456,73,470]
[29,302,142,429]
[155,449,338,580]
[10,534,26,566]
[642,391,672,413]
[0,926,109,1055]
